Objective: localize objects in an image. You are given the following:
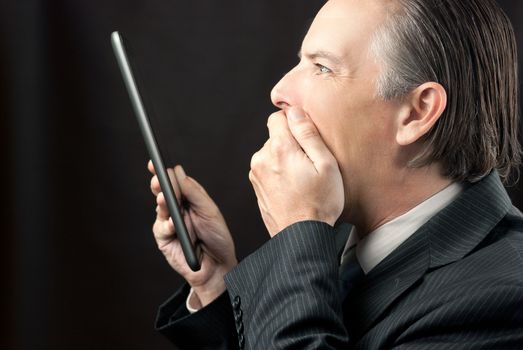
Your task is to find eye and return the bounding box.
[315,63,332,74]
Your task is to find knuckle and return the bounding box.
[251,141,275,172]
[152,220,163,235]
[152,221,157,233]
[150,176,158,192]
[156,192,164,205]
[317,161,330,174]
[318,158,338,173]
[250,151,262,170]
[270,163,282,174]
[270,137,287,156]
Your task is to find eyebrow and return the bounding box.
[297,49,344,66]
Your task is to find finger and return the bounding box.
[267,112,300,149]
[249,149,264,173]
[183,212,199,246]
[148,160,155,174]
[153,216,175,242]
[286,106,336,169]
[150,175,161,196]
[248,169,258,189]
[156,192,170,220]
[174,165,217,212]
[167,167,182,205]
[150,167,181,199]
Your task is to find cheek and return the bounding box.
[306,101,352,165]
[300,78,346,126]
[301,84,359,148]
[297,73,395,160]
[304,87,394,167]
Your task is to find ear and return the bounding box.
[395,82,447,146]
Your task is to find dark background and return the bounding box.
[2,1,523,349]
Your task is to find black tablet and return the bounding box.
[111,31,200,271]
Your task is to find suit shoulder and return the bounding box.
[426,214,523,291]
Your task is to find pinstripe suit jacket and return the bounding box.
[155,171,523,349]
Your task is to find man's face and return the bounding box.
[271,0,401,216]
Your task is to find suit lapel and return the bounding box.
[345,170,512,336]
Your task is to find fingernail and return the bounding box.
[288,108,304,121]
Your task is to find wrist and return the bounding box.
[193,277,226,307]
[192,264,235,307]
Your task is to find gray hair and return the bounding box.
[371,0,521,184]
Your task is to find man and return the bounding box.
[149,0,523,348]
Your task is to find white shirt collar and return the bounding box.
[342,182,464,274]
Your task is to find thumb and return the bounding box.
[174,165,216,211]
[286,107,334,167]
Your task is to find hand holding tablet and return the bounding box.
[111,31,200,271]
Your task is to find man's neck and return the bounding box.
[346,164,453,238]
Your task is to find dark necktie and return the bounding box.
[338,246,365,301]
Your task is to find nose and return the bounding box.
[270,67,297,110]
